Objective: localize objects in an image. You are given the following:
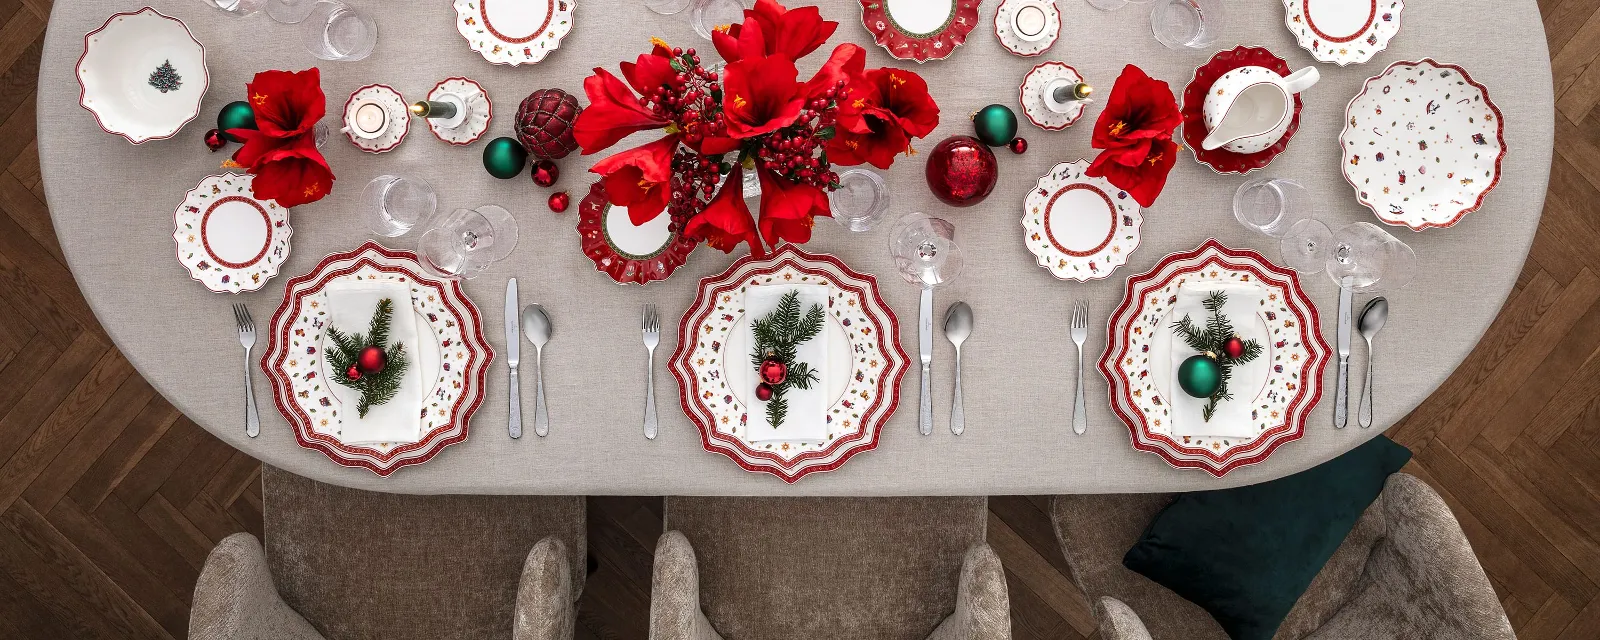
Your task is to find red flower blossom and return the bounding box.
[829,66,940,169]
[712,0,837,64]
[1088,137,1179,209]
[1084,65,1182,207]
[684,166,761,256]
[721,55,806,140]
[757,167,828,246]
[242,68,325,139]
[589,136,677,225]
[804,43,864,101]
[618,49,680,97]
[230,131,334,208]
[574,67,670,154]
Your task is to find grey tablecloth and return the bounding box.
[38,0,1553,495]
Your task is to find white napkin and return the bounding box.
[743,284,830,443]
[1168,281,1267,439]
[324,279,424,445]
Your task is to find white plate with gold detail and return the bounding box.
[1023,160,1141,282]
[1282,0,1403,66]
[78,7,208,144]
[424,77,492,145]
[173,174,291,294]
[342,84,408,153]
[994,0,1059,57]
[453,0,574,66]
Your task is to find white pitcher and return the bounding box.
[1201,66,1320,154]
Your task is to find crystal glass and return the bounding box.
[418,205,519,280]
[692,0,748,40]
[264,0,318,23]
[302,1,377,62]
[1232,177,1331,273]
[203,0,266,16]
[645,0,696,15]
[1279,220,1334,275]
[1326,222,1417,293]
[829,169,890,232]
[363,175,437,237]
[1151,0,1225,50]
[1084,0,1152,11]
[888,213,963,287]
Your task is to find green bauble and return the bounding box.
[972,104,1018,148]
[1178,354,1223,398]
[482,137,529,179]
[217,101,257,142]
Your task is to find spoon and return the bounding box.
[522,304,552,437]
[1356,297,1388,429]
[944,302,973,435]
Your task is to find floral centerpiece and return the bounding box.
[573,0,939,257]
[1085,65,1180,208]
[225,68,335,207]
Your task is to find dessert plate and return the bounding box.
[1022,160,1141,282]
[454,0,574,66]
[424,77,492,146]
[1341,59,1505,231]
[173,174,291,294]
[859,0,981,63]
[1020,62,1089,130]
[342,84,408,153]
[1283,0,1403,66]
[577,182,697,285]
[994,0,1059,57]
[1181,46,1303,175]
[78,7,207,144]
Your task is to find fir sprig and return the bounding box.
[326,298,409,419]
[750,290,824,428]
[1171,291,1262,422]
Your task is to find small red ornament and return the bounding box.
[1008,137,1028,154]
[548,191,570,213]
[924,135,999,207]
[204,128,226,152]
[1223,336,1245,359]
[755,382,774,402]
[759,359,788,385]
[357,345,387,374]
[531,160,559,187]
[345,365,362,381]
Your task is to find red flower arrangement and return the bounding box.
[1085,65,1181,208]
[574,0,939,257]
[226,68,335,208]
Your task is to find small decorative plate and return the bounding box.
[1023,160,1142,282]
[1181,46,1303,175]
[994,0,1059,57]
[859,0,981,63]
[577,182,697,285]
[1341,59,1505,231]
[341,84,408,153]
[78,7,207,144]
[1020,61,1088,130]
[453,0,574,66]
[172,174,291,294]
[424,77,492,146]
[1283,0,1403,66]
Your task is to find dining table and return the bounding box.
[36,0,1553,495]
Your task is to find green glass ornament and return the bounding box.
[482,137,529,179]
[972,104,1018,148]
[1178,354,1223,398]
[217,100,257,142]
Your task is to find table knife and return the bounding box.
[919,286,933,436]
[1335,276,1353,429]
[506,278,522,439]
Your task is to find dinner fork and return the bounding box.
[643,304,660,440]
[1071,301,1088,435]
[233,303,260,438]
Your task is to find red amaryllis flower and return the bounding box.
[684,167,761,256]
[757,167,828,246]
[243,68,325,139]
[1088,137,1178,208]
[618,49,679,97]
[230,131,334,207]
[804,43,865,101]
[589,136,676,225]
[712,0,837,64]
[1084,65,1181,207]
[721,55,806,140]
[575,68,671,154]
[829,66,940,169]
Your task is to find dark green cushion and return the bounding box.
[1122,436,1413,640]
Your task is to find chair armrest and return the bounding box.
[648,531,724,640]
[1094,597,1154,640]
[190,533,326,640]
[514,537,576,640]
[927,543,1012,640]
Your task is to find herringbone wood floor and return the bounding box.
[3,0,1600,638]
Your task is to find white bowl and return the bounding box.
[77,7,208,144]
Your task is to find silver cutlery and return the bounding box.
[522,304,552,437]
[918,285,934,436]
[944,302,972,436]
[232,303,260,438]
[643,304,660,440]
[505,278,522,439]
[1357,297,1389,429]
[1335,276,1353,428]
[1070,301,1089,435]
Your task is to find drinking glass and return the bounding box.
[302,1,377,62]
[829,169,890,232]
[692,0,748,40]
[417,205,519,280]
[1151,0,1225,50]
[1326,222,1417,293]
[1232,177,1332,273]
[264,0,319,23]
[362,175,437,237]
[203,0,265,16]
[1084,0,1151,11]
[888,213,963,287]
[644,0,696,15]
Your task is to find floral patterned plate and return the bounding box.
[1181,46,1303,175]
[1020,62,1089,130]
[576,182,697,285]
[78,7,207,144]
[670,245,908,483]
[859,0,980,63]
[1022,160,1142,282]
[172,174,290,294]
[453,0,574,66]
[262,242,493,476]
[341,84,408,153]
[994,0,1059,57]
[1100,239,1329,477]
[1341,59,1505,231]
[1283,0,1403,66]
[424,77,492,146]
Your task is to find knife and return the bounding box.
[919,285,933,436]
[1334,276,1353,429]
[506,278,522,439]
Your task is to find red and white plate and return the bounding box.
[173,174,291,294]
[453,0,574,66]
[1283,0,1403,66]
[670,245,908,483]
[1022,159,1141,282]
[994,0,1059,57]
[576,181,697,285]
[1020,62,1088,130]
[858,0,980,63]
[341,84,408,153]
[262,242,493,476]
[1099,239,1329,477]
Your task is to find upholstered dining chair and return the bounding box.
[1050,473,1513,640]
[188,465,586,640]
[648,496,1010,640]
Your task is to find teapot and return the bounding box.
[1201,66,1320,154]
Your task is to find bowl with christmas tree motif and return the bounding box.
[78,7,208,144]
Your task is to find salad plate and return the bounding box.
[173,174,290,294]
[1019,62,1089,130]
[423,77,492,146]
[1341,59,1505,231]
[1283,0,1403,66]
[577,182,697,285]
[994,0,1059,57]
[341,84,409,153]
[1022,160,1141,282]
[859,0,981,63]
[454,0,574,66]
[1181,46,1303,175]
[78,7,207,144]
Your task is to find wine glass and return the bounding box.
[1151,0,1225,50]
[363,175,437,237]
[301,1,377,62]
[202,0,265,16]
[889,213,963,287]
[417,205,519,279]
[264,0,319,22]
[1326,222,1417,293]
[643,0,696,15]
[1084,0,1152,11]
[1232,177,1333,274]
[692,0,748,40]
[829,169,891,233]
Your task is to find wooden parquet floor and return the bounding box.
[3,1,1600,638]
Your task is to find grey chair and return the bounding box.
[648,497,1011,640]
[1050,473,1513,640]
[189,465,586,640]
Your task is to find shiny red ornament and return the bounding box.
[548,191,570,213]
[357,345,387,374]
[204,128,226,151]
[755,382,774,402]
[345,365,361,381]
[1224,336,1245,359]
[924,135,998,207]
[531,160,559,187]
[759,358,788,385]
[1008,137,1028,154]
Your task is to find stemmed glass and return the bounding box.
[362,175,437,237]
[202,0,266,16]
[265,0,320,23]
[1150,0,1225,49]
[1327,222,1416,293]
[644,0,696,15]
[1232,177,1333,274]
[889,213,962,436]
[417,205,519,280]
[301,1,377,62]
[1084,0,1151,11]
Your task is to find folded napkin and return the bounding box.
[743,284,830,444]
[1168,281,1267,439]
[324,278,424,445]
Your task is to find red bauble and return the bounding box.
[515,88,583,161]
[530,160,559,187]
[548,191,570,213]
[755,383,774,402]
[1223,336,1245,359]
[345,365,361,381]
[357,345,387,374]
[1008,137,1028,154]
[759,359,788,385]
[924,135,998,207]
[204,128,226,152]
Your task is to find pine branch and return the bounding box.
[369,298,394,348]
[793,304,825,345]
[767,392,788,428]
[1171,315,1209,352]
[785,363,820,390]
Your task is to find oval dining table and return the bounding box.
[36,0,1553,495]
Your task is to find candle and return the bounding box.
[354,102,387,135]
[1051,82,1093,104]
[1014,5,1047,39]
[409,100,459,120]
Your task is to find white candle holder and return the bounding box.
[340,84,409,153]
[416,77,492,146]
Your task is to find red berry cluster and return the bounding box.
[755,81,845,191]
[637,48,728,147]
[668,146,724,233]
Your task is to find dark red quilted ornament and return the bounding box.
[515,88,582,161]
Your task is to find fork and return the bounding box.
[643,304,660,440]
[1071,301,1088,435]
[232,303,261,438]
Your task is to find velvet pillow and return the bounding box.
[1122,436,1412,640]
